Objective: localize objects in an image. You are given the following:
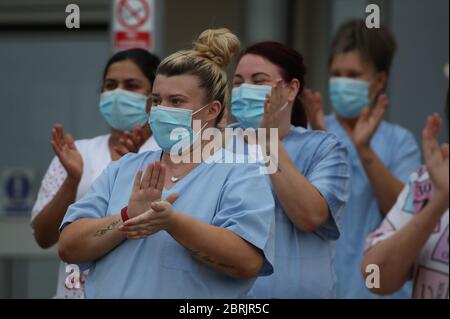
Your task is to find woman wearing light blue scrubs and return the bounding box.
[57,28,276,299]
[230,41,351,298]
[31,48,161,298]
[303,20,421,298]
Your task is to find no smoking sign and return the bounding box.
[112,0,155,52]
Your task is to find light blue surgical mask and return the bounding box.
[149,104,209,153]
[329,78,370,119]
[231,83,272,128]
[99,89,149,131]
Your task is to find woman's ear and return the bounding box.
[373,71,387,94]
[288,79,301,102]
[206,100,223,122]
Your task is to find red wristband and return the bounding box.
[121,206,129,222]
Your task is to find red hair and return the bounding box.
[238,42,307,128]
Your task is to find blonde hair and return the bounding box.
[156,28,240,124]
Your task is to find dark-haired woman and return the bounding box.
[31,48,160,298]
[229,41,351,298]
[303,20,421,298]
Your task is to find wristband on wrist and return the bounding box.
[121,206,129,222]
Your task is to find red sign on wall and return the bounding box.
[112,0,155,52]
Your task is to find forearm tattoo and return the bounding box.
[94,219,122,237]
[188,249,235,270]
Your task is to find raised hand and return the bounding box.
[127,161,166,219]
[50,124,83,182]
[120,193,179,240]
[302,89,326,130]
[422,113,449,203]
[259,81,290,132]
[114,124,148,157]
[352,94,388,150]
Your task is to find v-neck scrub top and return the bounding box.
[326,114,421,298]
[227,124,351,298]
[60,149,276,299]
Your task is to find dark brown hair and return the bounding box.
[238,42,308,128]
[330,19,397,77]
[102,48,160,86]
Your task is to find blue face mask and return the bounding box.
[329,78,370,119]
[149,104,209,153]
[99,89,149,131]
[231,83,272,128]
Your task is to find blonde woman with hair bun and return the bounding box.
[58,28,276,298]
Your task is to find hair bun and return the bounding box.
[193,28,240,69]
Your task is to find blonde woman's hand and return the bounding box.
[127,161,165,219]
[120,193,179,240]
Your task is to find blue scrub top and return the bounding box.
[326,114,422,299]
[228,124,351,298]
[60,149,276,299]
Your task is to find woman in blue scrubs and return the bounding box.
[230,41,351,298]
[58,28,276,299]
[302,20,421,298]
